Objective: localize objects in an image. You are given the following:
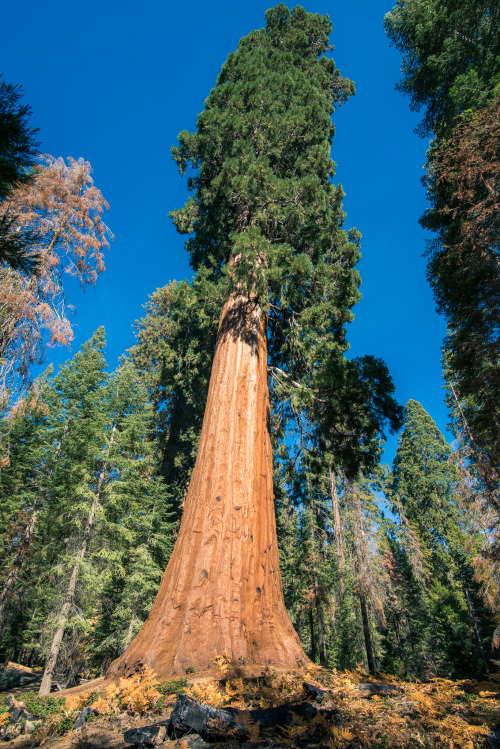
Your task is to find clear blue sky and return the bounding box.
[1,0,450,464]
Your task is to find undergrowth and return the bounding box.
[1,661,499,748]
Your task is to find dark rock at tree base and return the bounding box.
[174,737,211,749]
[352,683,403,698]
[488,724,500,749]
[123,694,340,746]
[73,706,98,730]
[169,695,242,740]
[302,682,327,703]
[123,721,170,746]
[167,694,338,742]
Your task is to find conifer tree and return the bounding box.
[129,277,220,515]
[0,335,176,675]
[389,400,494,677]
[0,75,39,273]
[38,329,110,693]
[87,364,176,673]
[109,5,376,680]
[0,376,53,637]
[108,5,403,680]
[384,0,500,486]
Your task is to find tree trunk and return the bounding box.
[329,467,344,564]
[359,587,375,675]
[308,608,316,663]
[464,586,490,675]
[107,290,308,678]
[38,497,98,695]
[312,564,326,667]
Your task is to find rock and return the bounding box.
[487,724,500,749]
[3,723,21,740]
[169,694,338,741]
[11,705,34,722]
[123,721,170,746]
[303,682,327,703]
[174,737,210,749]
[24,720,37,734]
[169,695,241,740]
[156,726,166,743]
[352,682,403,698]
[4,694,34,724]
[73,706,98,730]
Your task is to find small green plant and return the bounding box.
[185,666,196,674]
[0,693,65,719]
[463,692,480,702]
[56,716,74,734]
[157,678,187,695]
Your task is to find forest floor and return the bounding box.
[1,662,499,749]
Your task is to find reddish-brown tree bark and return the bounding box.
[107,289,308,678]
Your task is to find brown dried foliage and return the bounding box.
[14,665,500,748]
[0,155,112,397]
[430,98,499,265]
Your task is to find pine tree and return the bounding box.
[87,363,176,673]
[129,276,220,516]
[0,375,53,642]
[389,400,494,677]
[38,329,111,693]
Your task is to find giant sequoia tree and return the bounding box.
[108,5,399,679]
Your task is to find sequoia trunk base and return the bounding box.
[107,291,308,678]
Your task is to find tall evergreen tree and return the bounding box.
[108,5,401,680]
[384,0,500,486]
[86,363,176,673]
[389,400,494,677]
[0,375,53,642]
[38,328,111,693]
[129,276,220,516]
[0,75,39,272]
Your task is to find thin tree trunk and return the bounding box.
[464,587,490,675]
[329,466,344,564]
[349,485,376,675]
[123,591,142,651]
[107,288,308,678]
[38,497,97,695]
[393,612,404,661]
[312,564,326,667]
[359,586,375,675]
[39,428,115,696]
[309,608,316,663]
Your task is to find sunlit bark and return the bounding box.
[107,288,308,678]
